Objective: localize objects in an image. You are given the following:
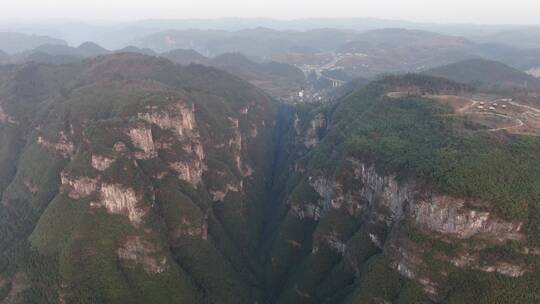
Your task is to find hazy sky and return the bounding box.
[0,0,539,24]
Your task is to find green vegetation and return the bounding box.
[346,255,426,304]
[443,268,540,304]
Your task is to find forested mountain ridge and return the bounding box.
[0,55,539,303]
[0,32,67,54]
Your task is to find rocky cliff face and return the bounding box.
[279,156,532,299]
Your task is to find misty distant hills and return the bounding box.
[133,28,359,56]
[473,43,540,70]
[211,53,305,82]
[26,42,109,57]
[332,28,476,77]
[117,46,158,56]
[7,43,156,64]
[10,42,111,64]
[424,58,540,90]
[473,27,540,50]
[113,19,540,51]
[338,28,472,50]
[0,50,9,64]
[0,39,306,100]
[131,27,540,79]
[163,51,307,99]
[0,32,67,54]
[161,49,210,65]
[2,27,540,93]
[0,18,423,49]
[11,18,540,50]
[0,36,306,100]
[19,52,82,65]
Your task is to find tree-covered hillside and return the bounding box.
[0,54,278,303]
[264,74,540,303]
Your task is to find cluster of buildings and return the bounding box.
[477,99,510,111]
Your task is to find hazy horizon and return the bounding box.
[1,0,540,25]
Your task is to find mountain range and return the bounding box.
[1,18,540,303]
[7,18,540,50]
[3,27,540,82]
[0,54,539,303]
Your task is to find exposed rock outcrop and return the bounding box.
[118,236,169,274]
[210,181,243,202]
[128,124,157,159]
[138,102,196,137]
[37,132,75,158]
[113,142,127,152]
[173,217,208,240]
[291,201,322,220]
[228,118,243,173]
[24,180,39,194]
[91,154,115,171]
[412,195,524,241]
[0,106,16,124]
[60,172,99,199]
[97,183,147,225]
[0,106,8,124]
[451,253,527,277]
[313,232,347,256]
[136,101,208,186]
[169,161,204,186]
[304,113,326,148]
[1,272,26,304]
[295,158,528,297]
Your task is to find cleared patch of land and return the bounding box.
[443,95,540,134]
[428,95,475,112]
[391,92,540,135]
